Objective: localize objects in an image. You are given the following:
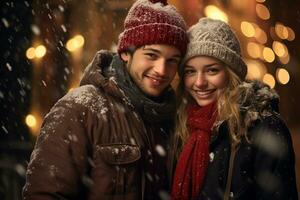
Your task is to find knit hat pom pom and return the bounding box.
[149,0,167,5]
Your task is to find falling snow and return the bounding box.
[2,18,9,27]
[31,24,40,35]
[6,63,12,71]
[61,24,67,32]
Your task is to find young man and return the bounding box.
[23,0,188,199]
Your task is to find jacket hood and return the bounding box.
[238,80,280,128]
[80,50,115,87]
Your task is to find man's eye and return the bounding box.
[145,53,157,59]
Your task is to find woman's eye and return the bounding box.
[184,69,195,75]
[207,68,220,74]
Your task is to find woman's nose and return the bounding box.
[194,73,208,88]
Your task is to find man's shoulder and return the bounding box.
[65,84,107,103]
[53,85,109,114]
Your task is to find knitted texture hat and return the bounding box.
[118,0,188,55]
[183,17,247,80]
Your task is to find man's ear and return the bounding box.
[120,52,130,62]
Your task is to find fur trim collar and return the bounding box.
[239,80,279,128]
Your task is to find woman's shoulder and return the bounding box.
[248,113,294,159]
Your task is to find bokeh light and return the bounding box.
[35,45,47,58]
[246,59,267,80]
[276,68,290,85]
[247,42,262,59]
[279,53,290,64]
[263,73,276,88]
[275,23,289,40]
[66,34,85,52]
[25,114,37,128]
[204,5,228,23]
[241,21,255,38]
[254,26,268,44]
[256,4,270,20]
[263,47,275,63]
[287,27,295,41]
[272,41,288,57]
[26,47,36,59]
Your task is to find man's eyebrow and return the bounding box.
[143,47,162,54]
[143,47,181,58]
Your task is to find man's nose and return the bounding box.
[153,59,167,76]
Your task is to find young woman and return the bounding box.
[171,18,298,200]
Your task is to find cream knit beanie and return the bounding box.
[183,17,247,80]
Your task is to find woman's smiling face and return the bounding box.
[184,56,229,106]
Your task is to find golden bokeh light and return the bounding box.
[26,47,36,59]
[256,0,266,2]
[275,23,289,40]
[74,35,84,47]
[255,27,268,44]
[35,45,47,58]
[204,5,228,23]
[272,41,288,57]
[279,53,290,64]
[262,47,275,63]
[241,21,255,38]
[66,34,85,52]
[276,68,290,85]
[25,114,37,128]
[263,73,276,88]
[256,4,270,20]
[245,59,267,80]
[247,42,262,59]
[287,27,295,41]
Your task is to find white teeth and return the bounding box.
[195,90,212,95]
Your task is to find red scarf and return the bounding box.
[171,102,217,200]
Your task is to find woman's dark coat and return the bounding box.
[199,81,298,200]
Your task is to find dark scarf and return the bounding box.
[110,55,176,124]
[172,102,217,200]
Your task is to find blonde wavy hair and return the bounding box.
[174,64,247,158]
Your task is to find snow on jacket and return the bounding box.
[198,81,298,200]
[23,50,176,200]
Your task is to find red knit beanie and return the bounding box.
[118,0,188,55]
